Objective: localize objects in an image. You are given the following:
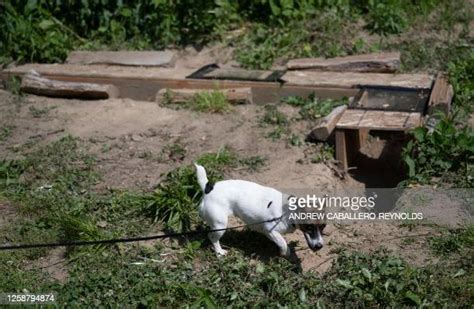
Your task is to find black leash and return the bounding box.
[0,216,284,251]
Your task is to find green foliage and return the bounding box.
[402,116,474,187]
[311,144,335,163]
[365,0,408,35]
[159,139,187,162]
[145,146,267,232]
[261,105,289,126]
[430,225,474,255]
[260,105,291,140]
[283,95,348,120]
[0,3,75,63]
[162,90,232,114]
[191,90,232,113]
[319,250,472,307]
[448,51,474,116]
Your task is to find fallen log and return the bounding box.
[156,88,253,104]
[287,52,401,73]
[66,51,176,67]
[309,105,347,141]
[21,70,119,100]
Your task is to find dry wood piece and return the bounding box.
[156,88,253,104]
[309,105,347,141]
[282,71,434,89]
[427,73,453,115]
[21,70,119,99]
[287,52,401,73]
[2,64,359,103]
[336,109,422,131]
[66,51,176,67]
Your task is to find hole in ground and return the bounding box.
[349,130,409,188]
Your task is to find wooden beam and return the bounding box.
[308,105,347,141]
[20,70,118,100]
[1,64,358,103]
[287,52,400,73]
[336,110,422,131]
[427,73,453,115]
[156,88,253,104]
[282,71,434,89]
[66,51,176,67]
[335,130,348,170]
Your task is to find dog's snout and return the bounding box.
[312,243,323,251]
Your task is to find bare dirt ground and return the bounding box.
[0,88,466,275]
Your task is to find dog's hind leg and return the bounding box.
[207,217,228,256]
[265,231,290,257]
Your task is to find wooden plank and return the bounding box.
[337,110,422,130]
[203,68,276,81]
[308,105,347,141]
[66,51,176,67]
[282,71,434,89]
[287,52,400,73]
[20,70,118,100]
[335,130,348,170]
[336,109,365,128]
[2,64,358,103]
[427,73,453,115]
[156,88,253,104]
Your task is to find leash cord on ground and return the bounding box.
[0,216,284,251]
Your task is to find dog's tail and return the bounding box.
[194,163,209,192]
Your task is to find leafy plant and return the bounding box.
[430,225,474,255]
[319,249,472,307]
[145,146,266,232]
[311,144,335,163]
[402,116,474,187]
[365,0,408,36]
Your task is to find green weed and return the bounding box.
[29,105,56,118]
[311,144,335,163]
[283,95,348,120]
[402,116,474,187]
[145,146,267,232]
[191,90,232,113]
[430,225,474,255]
[159,140,187,162]
[0,126,13,142]
[319,249,472,307]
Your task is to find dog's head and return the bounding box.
[299,223,326,251]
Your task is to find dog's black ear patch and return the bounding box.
[267,201,273,208]
[204,182,214,194]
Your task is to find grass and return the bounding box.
[430,225,474,255]
[191,90,232,113]
[0,135,472,306]
[162,89,232,114]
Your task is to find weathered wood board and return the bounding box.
[21,70,118,99]
[309,105,347,141]
[336,109,422,130]
[1,64,358,103]
[156,88,253,104]
[282,71,434,89]
[66,51,176,67]
[287,52,400,73]
[427,73,453,115]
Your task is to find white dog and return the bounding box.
[195,164,325,257]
